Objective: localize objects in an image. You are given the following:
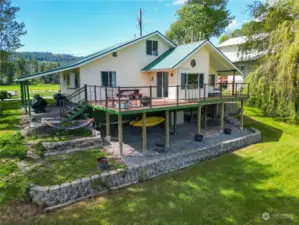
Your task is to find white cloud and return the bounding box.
[172,0,187,5]
[227,20,238,29]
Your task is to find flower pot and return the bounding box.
[194,134,203,142]
[223,128,232,135]
[97,157,109,170]
[140,96,151,106]
[155,143,166,153]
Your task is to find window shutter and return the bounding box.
[181,73,186,89]
[146,40,152,55]
[153,41,158,56]
[199,73,204,88]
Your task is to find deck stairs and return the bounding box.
[61,86,89,121]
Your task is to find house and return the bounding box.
[217,36,266,84]
[16,31,249,154]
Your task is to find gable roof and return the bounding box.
[141,40,243,75]
[16,31,176,82]
[217,36,247,48]
[141,40,206,71]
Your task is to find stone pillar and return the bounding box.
[220,102,224,131]
[197,105,201,134]
[106,112,111,141]
[142,112,147,151]
[240,100,244,130]
[165,110,169,147]
[118,114,123,156]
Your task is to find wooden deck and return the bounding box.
[87,95,248,114]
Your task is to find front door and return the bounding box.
[157,72,168,98]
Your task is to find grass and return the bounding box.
[0,84,60,98]
[2,106,296,225]
[28,149,126,186]
[26,127,93,143]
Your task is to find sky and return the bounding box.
[14,0,255,56]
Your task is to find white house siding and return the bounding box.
[175,46,210,99]
[78,35,172,101]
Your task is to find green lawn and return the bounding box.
[0,83,60,98]
[2,105,299,224]
[29,149,126,186]
[4,106,296,225]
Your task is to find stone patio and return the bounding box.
[103,121,252,166]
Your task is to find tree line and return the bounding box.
[0,52,81,85]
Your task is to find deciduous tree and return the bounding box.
[166,0,233,44]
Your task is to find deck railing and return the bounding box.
[83,83,249,111]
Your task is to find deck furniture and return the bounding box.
[117,89,142,99]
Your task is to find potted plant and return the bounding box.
[140,96,151,106]
[223,128,232,135]
[97,157,109,170]
[194,133,203,142]
[155,143,166,153]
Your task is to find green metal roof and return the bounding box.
[16,31,176,82]
[141,40,206,71]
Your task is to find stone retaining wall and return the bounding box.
[30,128,261,211]
[43,128,102,157]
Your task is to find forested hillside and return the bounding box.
[13,52,82,64]
[0,52,82,85]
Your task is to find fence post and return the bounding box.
[198,84,200,101]
[235,83,238,97]
[204,84,206,100]
[105,87,108,108]
[84,84,88,102]
[220,83,223,99]
[94,85,97,104]
[150,86,152,108]
[118,86,121,112]
[177,85,179,106]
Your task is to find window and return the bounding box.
[101,71,116,87]
[237,65,245,73]
[181,73,204,89]
[66,74,70,86]
[208,74,216,87]
[74,73,80,88]
[146,40,158,56]
[112,52,117,57]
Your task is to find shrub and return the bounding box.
[0,90,8,101]
[35,142,45,158]
[0,132,27,159]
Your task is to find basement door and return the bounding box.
[157,72,168,98]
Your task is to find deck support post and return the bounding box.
[118,114,123,156]
[173,110,177,135]
[240,100,244,130]
[197,105,201,134]
[191,108,194,123]
[26,81,31,116]
[142,112,147,151]
[106,112,111,141]
[204,105,207,128]
[220,103,224,132]
[165,110,169,148]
